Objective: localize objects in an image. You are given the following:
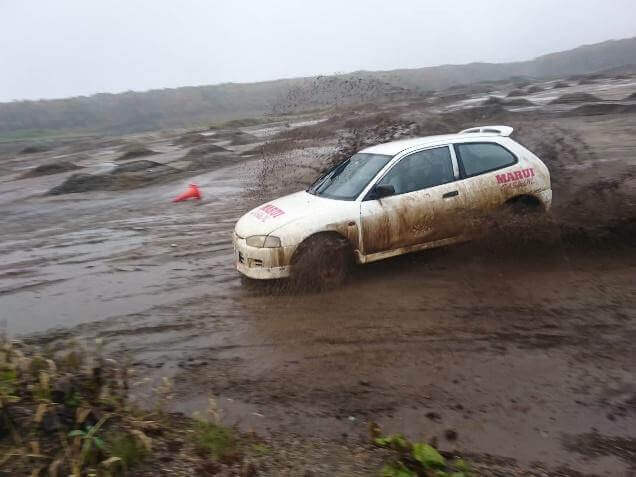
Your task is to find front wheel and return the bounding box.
[291,234,352,290]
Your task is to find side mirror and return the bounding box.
[368,184,395,200]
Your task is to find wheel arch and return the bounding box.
[504,193,545,211]
[290,230,353,264]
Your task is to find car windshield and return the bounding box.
[307,153,393,200]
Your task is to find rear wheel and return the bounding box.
[486,195,556,250]
[291,234,352,290]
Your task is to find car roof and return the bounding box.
[359,126,514,156]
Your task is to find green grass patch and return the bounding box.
[191,421,237,460]
[106,432,149,468]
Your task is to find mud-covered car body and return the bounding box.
[233,125,551,279]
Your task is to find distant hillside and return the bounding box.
[368,37,636,90]
[1,36,635,136]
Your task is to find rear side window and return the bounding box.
[455,142,517,177]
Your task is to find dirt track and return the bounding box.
[1,101,635,474]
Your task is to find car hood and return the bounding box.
[234,191,338,238]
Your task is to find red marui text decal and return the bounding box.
[260,204,284,217]
[252,204,285,221]
[496,168,534,184]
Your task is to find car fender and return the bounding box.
[271,202,361,252]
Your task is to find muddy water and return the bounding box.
[0,121,635,474]
[0,160,250,335]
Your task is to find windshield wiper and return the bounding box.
[308,159,348,193]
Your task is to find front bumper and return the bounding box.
[233,234,293,279]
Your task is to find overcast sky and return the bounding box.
[1,0,634,102]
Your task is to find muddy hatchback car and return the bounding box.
[233,125,551,286]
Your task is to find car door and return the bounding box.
[360,145,467,255]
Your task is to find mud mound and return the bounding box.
[19,145,49,155]
[48,161,179,195]
[625,92,636,100]
[484,96,533,107]
[483,96,504,105]
[186,154,236,171]
[110,159,167,174]
[208,130,260,145]
[505,98,534,107]
[550,92,601,104]
[172,133,210,147]
[21,161,81,178]
[48,173,115,195]
[566,103,636,116]
[526,85,544,94]
[552,81,571,89]
[506,89,525,97]
[116,143,158,161]
[218,117,263,128]
[578,78,596,85]
[229,132,260,145]
[184,144,229,158]
[436,92,469,103]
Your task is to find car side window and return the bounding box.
[377,146,454,195]
[454,142,517,177]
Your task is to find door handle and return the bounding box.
[443,190,459,198]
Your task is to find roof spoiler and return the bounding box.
[458,125,514,136]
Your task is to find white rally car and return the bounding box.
[233,125,551,286]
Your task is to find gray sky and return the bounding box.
[1,0,634,102]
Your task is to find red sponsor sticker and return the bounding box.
[496,168,534,184]
[251,204,285,222]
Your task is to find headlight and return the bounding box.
[246,235,281,248]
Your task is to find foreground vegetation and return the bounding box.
[0,333,470,476]
[0,334,265,475]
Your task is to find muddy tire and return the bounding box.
[291,234,352,290]
[483,197,558,253]
[507,196,544,216]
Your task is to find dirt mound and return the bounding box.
[549,92,602,104]
[505,98,534,106]
[229,132,260,145]
[526,85,544,94]
[566,103,636,116]
[116,143,158,161]
[172,133,210,147]
[625,92,636,100]
[184,143,229,158]
[483,96,534,107]
[186,154,236,171]
[483,96,504,105]
[48,173,116,194]
[435,92,469,103]
[208,130,260,145]
[552,81,571,89]
[578,78,597,85]
[110,159,167,174]
[48,160,179,195]
[21,161,81,178]
[19,145,49,154]
[506,89,525,97]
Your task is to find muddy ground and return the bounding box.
[0,76,635,475]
